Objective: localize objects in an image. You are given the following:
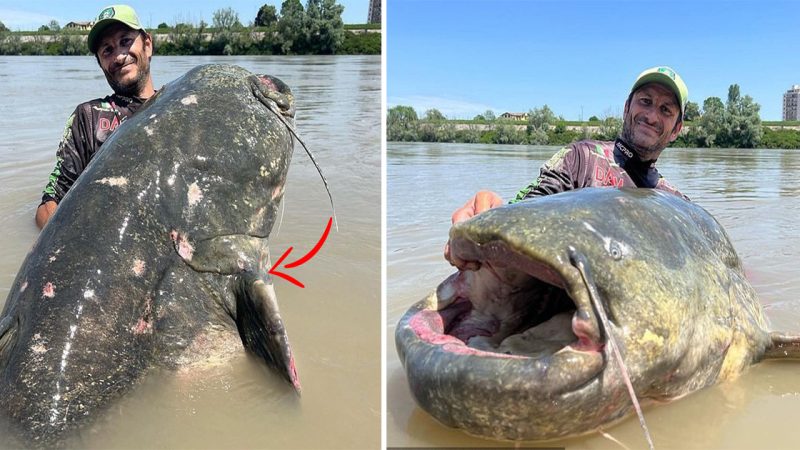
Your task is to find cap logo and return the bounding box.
[657,67,676,80]
[98,7,115,20]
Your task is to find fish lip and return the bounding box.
[446,236,605,354]
[395,237,610,431]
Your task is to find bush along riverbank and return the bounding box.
[388,85,800,149]
[0,2,380,56]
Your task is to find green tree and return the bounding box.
[588,115,600,122]
[255,4,278,27]
[483,110,496,122]
[305,0,344,54]
[424,108,446,122]
[387,105,419,141]
[595,115,622,141]
[212,7,242,31]
[157,22,169,29]
[695,86,762,148]
[548,121,581,145]
[58,34,84,55]
[696,96,725,147]
[494,124,525,144]
[276,0,307,53]
[526,105,557,144]
[725,84,762,148]
[174,22,193,32]
[527,128,548,145]
[0,21,8,33]
[683,101,700,122]
[48,20,60,32]
[527,105,556,129]
[457,126,482,143]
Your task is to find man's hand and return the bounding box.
[451,190,504,224]
[445,190,503,268]
[35,201,57,230]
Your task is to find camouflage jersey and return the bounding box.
[41,94,149,205]
[511,138,687,203]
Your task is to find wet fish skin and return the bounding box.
[397,188,795,441]
[0,64,300,446]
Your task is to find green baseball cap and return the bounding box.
[630,66,689,117]
[88,5,145,53]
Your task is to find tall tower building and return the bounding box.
[368,0,381,24]
[784,85,800,121]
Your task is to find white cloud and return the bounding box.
[388,95,502,120]
[0,8,64,31]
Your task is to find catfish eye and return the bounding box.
[609,242,623,260]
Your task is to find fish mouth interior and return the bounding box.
[438,239,604,359]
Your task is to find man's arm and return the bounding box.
[35,201,57,229]
[445,144,582,267]
[510,144,579,203]
[36,106,92,229]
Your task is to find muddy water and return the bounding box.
[387,142,800,449]
[0,55,380,449]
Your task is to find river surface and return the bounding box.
[0,55,380,449]
[387,142,800,449]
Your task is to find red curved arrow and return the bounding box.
[268,217,333,288]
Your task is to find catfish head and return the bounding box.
[396,188,777,441]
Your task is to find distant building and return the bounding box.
[500,112,529,121]
[65,21,93,30]
[368,0,381,24]
[784,85,800,121]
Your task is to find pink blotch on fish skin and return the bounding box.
[258,76,277,91]
[289,354,301,391]
[132,296,154,335]
[42,282,55,299]
[132,319,153,335]
[132,259,146,277]
[271,185,283,200]
[170,230,194,261]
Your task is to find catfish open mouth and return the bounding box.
[417,237,606,362]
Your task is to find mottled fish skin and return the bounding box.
[0,64,298,446]
[396,188,782,441]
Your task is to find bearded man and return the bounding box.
[36,4,155,228]
[446,66,690,267]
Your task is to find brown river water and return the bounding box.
[0,55,380,449]
[387,142,800,449]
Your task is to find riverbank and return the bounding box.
[388,120,800,149]
[0,25,381,55]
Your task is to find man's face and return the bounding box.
[96,23,152,97]
[621,83,683,160]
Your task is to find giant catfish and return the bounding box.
[0,64,307,446]
[396,188,800,443]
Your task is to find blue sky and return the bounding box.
[0,0,370,30]
[388,0,798,121]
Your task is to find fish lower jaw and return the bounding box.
[568,336,605,353]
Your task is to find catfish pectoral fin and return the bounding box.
[0,316,18,365]
[232,271,301,392]
[763,331,800,359]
